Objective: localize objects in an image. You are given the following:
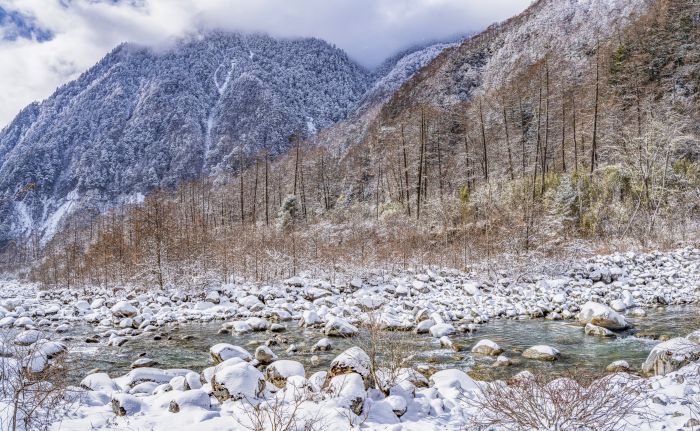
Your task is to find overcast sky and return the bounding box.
[0,0,530,128]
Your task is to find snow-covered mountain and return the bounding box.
[0,31,455,246]
[0,32,369,245]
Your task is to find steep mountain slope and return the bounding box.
[0,32,372,245]
[379,0,648,124]
[0,32,459,248]
[310,40,457,152]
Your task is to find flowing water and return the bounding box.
[61,305,700,381]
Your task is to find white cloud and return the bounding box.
[0,0,530,128]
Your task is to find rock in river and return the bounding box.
[578,301,628,330]
[471,339,503,356]
[522,345,560,361]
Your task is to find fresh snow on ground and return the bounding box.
[0,248,699,429]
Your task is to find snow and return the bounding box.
[119,368,184,388]
[429,369,478,398]
[110,301,138,318]
[330,347,371,379]
[39,189,78,246]
[81,373,120,392]
[324,317,359,337]
[0,248,699,430]
[429,323,455,338]
[471,339,503,356]
[14,329,42,345]
[209,344,252,363]
[642,338,700,376]
[578,301,628,330]
[212,361,265,401]
[265,360,306,386]
[522,345,561,361]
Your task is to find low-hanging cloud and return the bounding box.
[0,0,530,128]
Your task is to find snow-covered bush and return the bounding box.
[464,371,649,431]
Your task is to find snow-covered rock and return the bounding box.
[584,323,615,337]
[327,373,366,415]
[429,323,455,338]
[329,347,371,380]
[265,360,306,387]
[168,389,211,412]
[311,338,332,352]
[429,369,478,398]
[254,345,277,365]
[81,373,120,392]
[209,344,252,364]
[110,301,138,318]
[111,394,144,416]
[471,339,503,356]
[324,317,359,337]
[642,338,700,375]
[522,345,560,361]
[212,362,266,401]
[578,301,628,330]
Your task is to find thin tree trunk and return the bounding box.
[479,100,489,182]
[518,90,527,175]
[416,109,427,219]
[572,91,579,174]
[532,84,544,200]
[502,100,515,180]
[401,125,412,216]
[561,91,567,172]
[293,139,300,196]
[264,153,269,226]
[239,153,245,225]
[252,159,259,225]
[591,43,601,173]
[542,59,550,195]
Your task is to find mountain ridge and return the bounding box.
[0,31,456,246]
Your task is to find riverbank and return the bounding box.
[1,247,700,429]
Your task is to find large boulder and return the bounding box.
[329,347,371,380]
[324,317,359,337]
[429,323,455,338]
[327,373,366,415]
[471,339,503,356]
[642,338,700,376]
[209,344,252,364]
[522,345,560,361]
[265,360,306,387]
[212,362,266,401]
[110,301,138,318]
[578,302,628,330]
[584,323,615,338]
